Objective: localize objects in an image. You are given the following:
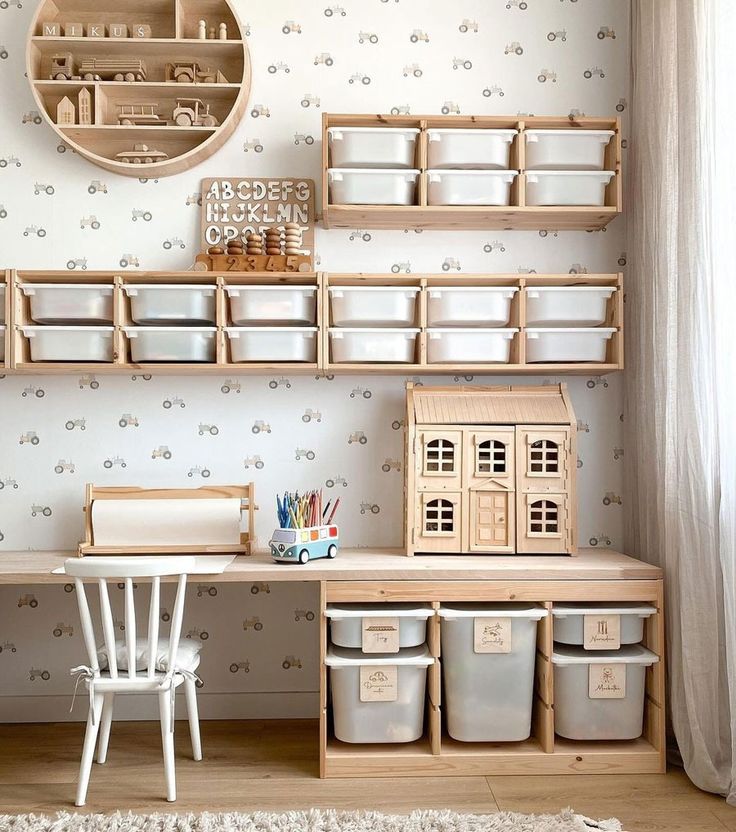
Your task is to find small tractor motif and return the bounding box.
[103,456,126,469]
[186,627,209,641]
[34,182,55,195]
[314,53,334,67]
[302,409,322,423]
[243,138,264,152]
[250,104,271,118]
[547,30,567,42]
[361,502,381,515]
[31,504,52,517]
[584,66,606,79]
[0,641,17,653]
[483,85,505,98]
[598,26,616,39]
[391,261,411,273]
[29,668,51,681]
[349,72,371,85]
[294,609,315,622]
[483,240,506,252]
[282,656,302,670]
[459,19,478,32]
[505,42,524,55]
[187,466,211,478]
[151,446,172,460]
[382,458,401,473]
[589,533,613,547]
[442,258,461,271]
[452,57,473,70]
[19,432,40,445]
[0,478,19,490]
[22,385,45,398]
[22,111,42,124]
[221,379,242,394]
[403,64,423,77]
[131,209,152,221]
[348,431,368,445]
[390,104,411,115]
[54,460,75,474]
[120,256,140,272]
[358,31,379,44]
[243,617,264,631]
[199,424,219,436]
[324,6,346,17]
[252,421,271,434]
[119,414,139,428]
[88,180,108,194]
[301,94,320,108]
[163,396,185,409]
[441,101,461,115]
[196,585,218,598]
[186,193,202,206]
[294,133,315,146]
[66,258,88,270]
[163,237,185,250]
[295,448,316,461]
[282,20,302,34]
[52,623,73,637]
[269,376,291,389]
[350,386,372,399]
[326,475,348,488]
[0,156,22,168]
[349,229,371,242]
[243,456,264,470]
[65,418,86,431]
[18,595,38,608]
[229,660,251,673]
[409,30,429,43]
[602,492,622,506]
[586,376,609,389]
[250,582,271,595]
[538,69,558,83]
[267,61,291,74]
[613,447,624,461]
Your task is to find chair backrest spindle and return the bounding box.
[124,577,136,679]
[147,576,161,679]
[98,578,118,678]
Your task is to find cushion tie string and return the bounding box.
[69,665,97,725]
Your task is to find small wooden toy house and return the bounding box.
[405,383,577,556]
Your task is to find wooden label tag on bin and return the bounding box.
[362,617,400,653]
[588,664,626,699]
[474,617,512,653]
[360,665,398,702]
[583,614,621,650]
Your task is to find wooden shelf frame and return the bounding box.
[3,270,623,375]
[27,0,251,177]
[322,113,622,231]
[319,578,665,778]
[322,272,624,375]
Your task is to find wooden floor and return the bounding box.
[0,720,734,832]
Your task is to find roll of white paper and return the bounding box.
[91,498,242,547]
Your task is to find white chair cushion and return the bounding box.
[97,637,202,673]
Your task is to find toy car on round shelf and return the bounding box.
[115,144,169,164]
[269,525,338,565]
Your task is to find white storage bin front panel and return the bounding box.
[329,287,419,327]
[427,170,516,206]
[525,130,615,171]
[552,603,657,648]
[427,328,516,364]
[124,285,217,326]
[0,325,6,361]
[552,644,658,740]
[21,284,114,325]
[325,603,434,650]
[426,129,516,169]
[124,327,217,362]
[328,127,420,169]
[325,645,433,744]
[526,328,616,363]
[525,287,615,327]
[427,287,516,327]
[227,286,317,326]
[0,284,5,323]
[21,326,115,362]
[525,171,614,207]
[439,604,548,742]
[329,328,419,363]
[226,327,317,363]
[328,169,419,205]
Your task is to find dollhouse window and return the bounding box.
[424,498,455,535]
[424,438,456,474]
[529,439,559,475]
[477,440,507,475]
[529,499,559,535]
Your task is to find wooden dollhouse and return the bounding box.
[405,383,577,556]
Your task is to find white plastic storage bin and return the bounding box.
[427,170,517,206]
[552,603,657,649]
[525,286,615,327]
[20,284,114,325]
[21,326,114,362]
[427,287,517,327]
[226,286,317,326]
[0,325,5,361]
[439,604,548,742]
[124,285,217,326]
[526,327,616,363]
[325,603,434,651]
[552,644,659,740]
[329,286,419,327]
[427,129,517,169]
[329,328,419,363]
[325,644,434,744]
[328,127,420,169]
[0,284,5,323]
[525,171,614,207]
[525,129,615,171]
[226,327,317,363]
[427,328,516,364]
[328,169,420,205]
[124,327,216,362]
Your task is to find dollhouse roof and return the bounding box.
[408,383,576,426]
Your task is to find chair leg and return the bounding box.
[184,677,202,761]
[97,693,114,764]
[76,692,104,807]
[158,690,176,802]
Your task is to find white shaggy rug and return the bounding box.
[0,809,623,832]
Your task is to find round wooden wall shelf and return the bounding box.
[27,0,251,177]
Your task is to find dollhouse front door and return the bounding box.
[469,490,515,552]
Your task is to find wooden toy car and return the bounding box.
[165,62,228,84]
[117,104,168,126]
[115,144,168,164]
[270,525,339,564]
[173,97,219,127]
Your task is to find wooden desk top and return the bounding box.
[0,548,662,584]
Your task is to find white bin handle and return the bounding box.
[329,171,344,182]
[526,133,539,143]
[330,130,343,141]
[428,173,441,184]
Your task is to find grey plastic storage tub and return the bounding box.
[325,603,434,650]
[552,602,657,649]
[552,643,658,740]
[438,603,548,742]
[325,644,434,743]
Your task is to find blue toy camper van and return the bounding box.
[269,525,339,564]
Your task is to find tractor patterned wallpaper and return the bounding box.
[0,0,629,721]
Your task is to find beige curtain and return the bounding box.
[627,0,736,804]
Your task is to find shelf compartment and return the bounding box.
[34,0,176,39]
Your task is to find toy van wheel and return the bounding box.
[298,549,309,565]
[327,545,337,559]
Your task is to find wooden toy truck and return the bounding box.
[165,62,228,84]
[405,383,577,556]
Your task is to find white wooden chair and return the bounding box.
[64,556,203,806]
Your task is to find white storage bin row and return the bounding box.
[552,602,657,649]
[325,602,658,745]
[328,127,616,171]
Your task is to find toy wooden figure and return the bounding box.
[219,22,228,40]
[56,95,75,125]
[198,19,207,39]
[77,87,92,125]
[404,382,577,556]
